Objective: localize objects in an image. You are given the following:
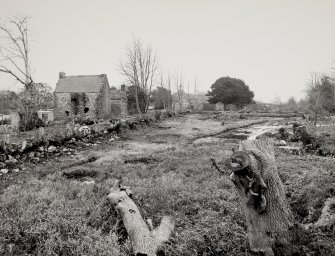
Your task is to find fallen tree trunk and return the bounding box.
[225,139,297,256]
[107,180,174,256]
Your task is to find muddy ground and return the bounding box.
[0,114,334,256]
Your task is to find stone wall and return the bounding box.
[0,110,175,173]
[101,77,112,119]
[55,92,100,121]
[111,89,128,117]
[54,93,71,120]
[111,99,127,117]
[55,84,121,121]
[85,93,100,120]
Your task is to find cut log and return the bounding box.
[225,139,296,256]
[314,197,335,229]
[107,180,174,256]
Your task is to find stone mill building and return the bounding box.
[54,72,127,121]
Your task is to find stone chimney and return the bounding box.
[121,84,126,91]
[59,72,66,79]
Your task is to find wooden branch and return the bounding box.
[0,16,33,86]
[0,65,27,85]
[107,180,174,256]
[210,158,225,174]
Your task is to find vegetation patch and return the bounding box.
[124,155,160,164]
[1,114,335,255]
[60,155,98,170]
[62,167,98,179]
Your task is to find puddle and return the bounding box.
[219,124,290,141]
[247,125,280,140]
[219,132,249,140]
[157,126,172,130]
[193,137,226,144]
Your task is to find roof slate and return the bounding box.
[55,74,107,93]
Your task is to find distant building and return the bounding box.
[0,112,19,127]
[54,72,112,120]
[190,94,210,111]
[110,84,128,117]
[173,92,210,111]
[215,102,225,111]
[37,110,54,124]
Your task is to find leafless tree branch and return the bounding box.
[0,16,33,88]
[119,36,158,114]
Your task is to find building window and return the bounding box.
[65,111,69,116]
[41,113,48,121]
[84,107,89,113]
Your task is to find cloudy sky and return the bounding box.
[0,0,334,102]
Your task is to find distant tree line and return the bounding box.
[284,73,335,124]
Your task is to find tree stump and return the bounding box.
[225,139,295,256]
[107,180,174,256]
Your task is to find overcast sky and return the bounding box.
[0,0,334,102]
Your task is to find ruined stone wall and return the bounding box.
[55,92,99,121]
[111,89,128,117]
[111,99,128,117]
[85,93,99,120]
[101,77,111,119]
[54,93,71,120]
[94,91,104,120]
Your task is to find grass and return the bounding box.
[1,114,335,255]
[0,175,122,255]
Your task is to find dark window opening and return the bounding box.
[41,113,48,121]
[84,107,89,113]
[71,93,80,115]
[65,111,69,116]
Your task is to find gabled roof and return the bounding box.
[55,74,108,93]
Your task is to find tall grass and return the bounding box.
[1,116,334,255]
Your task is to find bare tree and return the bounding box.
[174,70,184,112]
[0,17,54,131]
[119,36,158,114]
[25,83,53,109]
[151,72,173,110]
[17,83,54,131]
[286,96,298,112]
[0,16,33,88]
[166,73,172,110]
[159,72,166,109]
[306,73,333,125]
